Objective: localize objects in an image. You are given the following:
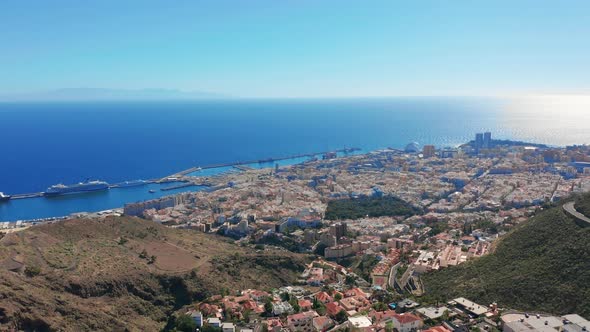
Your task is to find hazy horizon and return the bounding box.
[2,88,590,102]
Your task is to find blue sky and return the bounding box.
[1,0,589,98]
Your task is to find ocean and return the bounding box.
[1,96,589,221]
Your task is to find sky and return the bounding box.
[1,0,589,98]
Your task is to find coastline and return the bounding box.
[0,148,363,223]
[0,137,560,224]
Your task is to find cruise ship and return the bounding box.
[0,192,11,202]
[44,180,109,196]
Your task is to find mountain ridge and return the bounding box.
[0,88,231,101]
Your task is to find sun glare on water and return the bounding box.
[497,94,590,146]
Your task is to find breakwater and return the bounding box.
[160,147,360,181]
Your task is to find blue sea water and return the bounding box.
[1,97,589,221]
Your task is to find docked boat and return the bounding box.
[117,179,148,187]
[44,180,109,196]
[0,192,11,202]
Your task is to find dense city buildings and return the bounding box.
[422,145,436,158]
[4,134,589,331]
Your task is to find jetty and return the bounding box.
[10,193,44,200]
[158,147,360,182]
[233,165,254,171]
[160,181,212,191]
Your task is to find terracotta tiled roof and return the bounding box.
[393,313,422,324]
[369,310,398,323]
[299,299,313,309]
[423,326,452,332]
[315,291,333,303]
[325,302,344,317]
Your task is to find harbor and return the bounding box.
[0,148,361,222]
[158,147,360,181]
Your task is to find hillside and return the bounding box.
[0,216,310,331]
[575,193,590,216]
[421,197,590,317]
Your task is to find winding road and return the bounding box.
[563,202,590,225]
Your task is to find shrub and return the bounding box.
[24,266,41,277]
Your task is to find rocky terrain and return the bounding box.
[0,216,310,331]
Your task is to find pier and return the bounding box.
[108,179,159,188]
[10,193,44,200]
[158,147,360,182]
[160,181,212,191]
[233,165,254,171]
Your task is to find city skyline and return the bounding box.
[1,1,590,99]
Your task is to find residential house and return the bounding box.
[265,317,283,332]
[299,299,313,311]
[325,302,345,318]
[189,311,203,327]
[315,291,333,304]
[272,301,294,316]
[313,316,335,332]
[369,310,398,325]
[348,316,373,329]
[222,322,236,332]
[391,313,423,332]
[423,326,452,332]
[286,311,319,332]
[207,318,221,328]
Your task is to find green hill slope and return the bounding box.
[422,197,590,317]
[575,193,590,216]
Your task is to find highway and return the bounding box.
[563,202,590,226]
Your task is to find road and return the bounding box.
[563,202,590,225]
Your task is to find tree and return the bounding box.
[139,249,148,259]
[312,297,321,309]
[201,325,223,332]
[441,310,450,321]
[314,243,328,256]
[24,266,41,277]
[148,255,157,264]
[385,321,394,332]
[334,293,342,301]
[345,275,356,286]
[289,297,301,313]
[372,302,387,311]
[280,292,290,302]
[264,299,274,316]
[174,315,197,332]
[312,298,326,315]
[335,310,348,323]
[243,309,252,323]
